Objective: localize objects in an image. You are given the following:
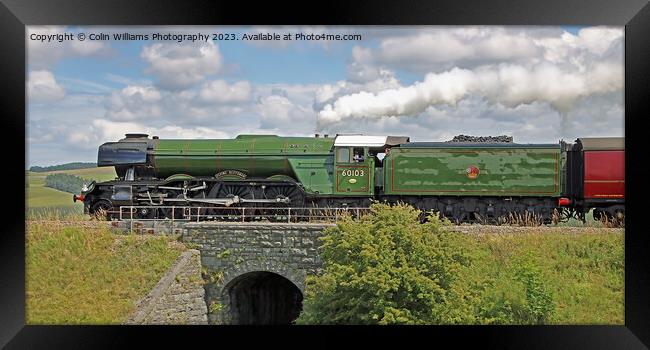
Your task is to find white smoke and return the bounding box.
[317,62,622,127]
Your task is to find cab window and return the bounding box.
[336,148,350,163]
[352,147,365,162]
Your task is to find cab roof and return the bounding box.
[334,135,410,147]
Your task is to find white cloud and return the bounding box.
[350,26,622,74]
[198,80,252,104]
[257,94,315,130]
[88,119,230,143]
[257,95,293,126]
[141,41,223,90]
[105,85,162,121]
[28,26,110,69]
[68,131,91,144]
[28,70,65,102]
[365,27,541,72]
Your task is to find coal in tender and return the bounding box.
[446,135,514,143]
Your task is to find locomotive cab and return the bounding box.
[332,135,409,196]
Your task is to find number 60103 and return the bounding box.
[341,169,365,177]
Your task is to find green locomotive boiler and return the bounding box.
[75,133,608,223]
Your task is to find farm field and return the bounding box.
[26,167,116,216]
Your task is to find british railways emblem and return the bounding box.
[466,165,480,179]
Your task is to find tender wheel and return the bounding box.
[595,208,625,228]
[613,209,625,227]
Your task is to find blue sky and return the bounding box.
[27,26,624,167]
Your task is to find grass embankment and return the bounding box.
[469,228,624,324]
[26,167,116,218]
[26,221,183,324]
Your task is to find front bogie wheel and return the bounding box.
[90,200,114,220]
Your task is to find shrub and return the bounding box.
[297,202,477,325]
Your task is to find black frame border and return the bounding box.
[2,0,648,348]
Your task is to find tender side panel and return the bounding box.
[583,150,624,199]
[384,147,561,196]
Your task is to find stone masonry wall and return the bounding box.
[181,222,334,324]
[124,249,208,325]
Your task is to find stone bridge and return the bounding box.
[179,222,334,325]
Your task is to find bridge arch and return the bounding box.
[211,260,307,324]
[182,222,329,324]
[223,270,303,325]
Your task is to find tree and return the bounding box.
[44,173,85,194]
[29,162,96,172]
[297,202,475,325]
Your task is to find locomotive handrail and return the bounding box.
[115,205,371,225]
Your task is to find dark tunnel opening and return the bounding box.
[226,271,303,325]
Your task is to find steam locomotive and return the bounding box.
[74,133,625,224]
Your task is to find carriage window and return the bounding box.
[336,148,350,163]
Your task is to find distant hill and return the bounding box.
[29,162,97,173]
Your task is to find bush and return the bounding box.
[297,202,559,325]
[297,202,477,324]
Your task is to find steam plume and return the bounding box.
[317,63,622,127]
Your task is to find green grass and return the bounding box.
[26,167,116,209]
[26,206,86,220]
[470,228,624,324]
[48,167,117,181]
[26,222,183,324]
